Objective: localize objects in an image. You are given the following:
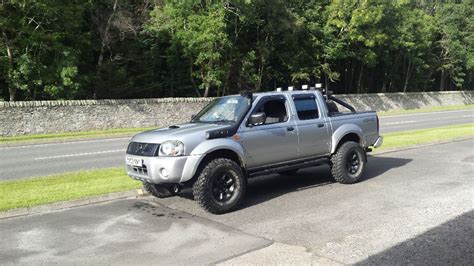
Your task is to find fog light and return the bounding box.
[161,168,169,178]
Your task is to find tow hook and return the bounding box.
[173,184,181,194]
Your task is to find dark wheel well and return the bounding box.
[186,149,244,186]
[201,149,242,167]
[336,133,361,151]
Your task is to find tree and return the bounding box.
[435,1,473,90]
[148,1,231,97]
[0,0,86,101]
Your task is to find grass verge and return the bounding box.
[0,168,141,212]
[378,123,473,151]
[378,104,473,116]
[0,123,473,212]
[0,127,154,145]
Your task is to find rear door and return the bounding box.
[240,95,298,168]
[291,94,331,158]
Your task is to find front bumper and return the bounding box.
[373,136,383,148]
[125,155,190,184]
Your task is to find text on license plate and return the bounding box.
[126,156,143,167]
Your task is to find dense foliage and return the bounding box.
[1,0,472,101]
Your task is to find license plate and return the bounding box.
[126,156,143,167]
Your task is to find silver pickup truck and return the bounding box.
[125,89,383,214]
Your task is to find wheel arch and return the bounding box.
[331,124,365,154]
[180,139,245,183]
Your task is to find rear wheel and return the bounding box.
[330,141,366,184]
[193,158,246,214]
[143,182,178,198]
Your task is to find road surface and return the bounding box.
[0,108,472,180]
[1,139,472,264]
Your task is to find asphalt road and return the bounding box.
[0,108,472,180]
[1,139,472,264]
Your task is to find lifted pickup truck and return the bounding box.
[125,89,383,214]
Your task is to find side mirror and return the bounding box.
[248,112,266,126]
[191,114,196,120]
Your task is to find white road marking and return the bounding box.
[0,137,129,150]
[34,149,124,160]
[381,108,474,118]
[385,120,417,125]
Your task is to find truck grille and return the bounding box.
[126,142,160,157]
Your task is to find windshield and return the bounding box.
[192,96,250,124]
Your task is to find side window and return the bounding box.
[294,98,319,120]
[253,98,288,125]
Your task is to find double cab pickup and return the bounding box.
[126,89,383,214]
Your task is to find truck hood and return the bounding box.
[130,123,229,144]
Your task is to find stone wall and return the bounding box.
[338,91,473,112]
[1,91,472,136]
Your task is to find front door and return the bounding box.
[239,95,298,168]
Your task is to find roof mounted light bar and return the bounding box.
[274,83,324,91]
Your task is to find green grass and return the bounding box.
[0,123,473,212]
[0,127,154,144]
[378,104,474,116]
[378,123,473,151]
[0,168,141,212]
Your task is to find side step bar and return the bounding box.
[247,158,330,178]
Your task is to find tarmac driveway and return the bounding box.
[0,139,473,264]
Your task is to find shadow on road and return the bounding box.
[356,210,474,265]
[362,155,413,181]
[179,156,412,211]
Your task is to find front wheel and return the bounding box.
[330,141,366,184]
[193,158,246,214]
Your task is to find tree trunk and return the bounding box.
[349,63,355,93]
[403,59,412,92]
[189,62,201,97]
[256,54,264,92]
[439,69,446,91]
[203,85,210,97]
[389,51,401,92]
[2,31,16,101]
[94,0,118,99]
[357,64,364,94]
[222,66,232,96]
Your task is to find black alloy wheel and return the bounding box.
[346,150,360,175]
[211,173,236,203]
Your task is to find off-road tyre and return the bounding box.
[330,141,366,184]
[143,182,177,198]
[193,158,246,214]
[278,169,298,176]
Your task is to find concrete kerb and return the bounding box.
[1,137,472,221]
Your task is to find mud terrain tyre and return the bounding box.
[193,158,246,214]
[330,141,366,184]
[143,182,177,198]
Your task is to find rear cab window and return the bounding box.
[292,94,319,120]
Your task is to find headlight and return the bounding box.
[160,140,185,156]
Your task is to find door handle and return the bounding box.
[287,126,295,132]
[318,123,324,128]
